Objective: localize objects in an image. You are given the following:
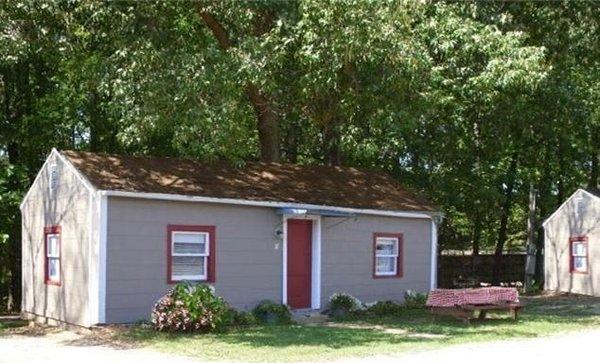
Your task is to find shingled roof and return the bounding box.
[61,150,436,213]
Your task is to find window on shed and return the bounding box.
[570,236,588,273]
[168,226,215,283]
[373,233,403,278]
[44,226,61,285]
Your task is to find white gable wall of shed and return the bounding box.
[544,189,600,296]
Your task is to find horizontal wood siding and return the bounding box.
[105,198,435,323]
[321,216,431,306]
[105,197,282,323]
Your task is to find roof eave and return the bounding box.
[100,189,441,219]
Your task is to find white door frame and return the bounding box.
[282,214,322,310]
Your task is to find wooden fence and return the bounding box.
[438,254,526,288]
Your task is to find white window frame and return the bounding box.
[375,237,399,276]
[170,231,209,281]
[46,233,60,282]
[571,241,588,273]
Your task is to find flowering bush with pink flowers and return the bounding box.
[151,282,229,333]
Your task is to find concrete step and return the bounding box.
[291,310,329,324]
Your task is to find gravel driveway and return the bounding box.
[0,330,197,363]
[1,328,599,363]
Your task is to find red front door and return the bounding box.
[287,219,312,309]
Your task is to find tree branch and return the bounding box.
[197,9,281,162]
[198,11,231,50]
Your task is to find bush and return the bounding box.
[226,308,258,326]
[252,300,292,324]
[365,300,403,316]
[151,282,229,332]
[404,290,428,309]
[328,293,363,317]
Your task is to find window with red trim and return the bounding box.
[44,226,61,285]
[167,225,215,283]
[570,236,588,274]
[373,233,403,278]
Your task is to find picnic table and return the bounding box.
[426,287,522,323]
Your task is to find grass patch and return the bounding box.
[0,319,28,331]
[115,295,600,362]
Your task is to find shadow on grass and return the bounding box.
[123,323,446,350]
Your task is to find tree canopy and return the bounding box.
[1,0,598,309]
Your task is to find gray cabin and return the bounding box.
[543,189,600,296]
[21,149,441,327]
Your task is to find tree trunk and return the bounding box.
[198,11,280,162]
[492,156,518,286]
[7,143,22,312]
[245,84,280,162]
[472,218,482,256]
[322,120,342,166]
[589,125,599,189]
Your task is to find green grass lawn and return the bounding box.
[0,319,27,331]
[117,295,600,362]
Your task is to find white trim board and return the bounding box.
[87,191,96,326]
[430,219,438,290]
[103,190,437,220]
[97,193,108,324]
[542,189,600,227]
[281,214,322,310]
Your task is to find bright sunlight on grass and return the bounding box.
[114,294,600,363]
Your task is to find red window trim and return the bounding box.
[373,232,403,279]
[167,224,216,284]
[44,225,61,286]
[569,235,589,274]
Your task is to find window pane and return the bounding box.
[47,235,59,257]
[48,258,60,281]
[574,257,587,271]
[572,242,587,256]
[376,256,396,274]
[174,232,206,244]
[376,239,397,255]
[172,256,206,278]
[174,242,206,255]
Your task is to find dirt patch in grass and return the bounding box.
[315,321,447,339]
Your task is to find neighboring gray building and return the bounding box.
[21,149,441,327]
[543,189,600,296]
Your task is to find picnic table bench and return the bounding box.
[426,287,522,323]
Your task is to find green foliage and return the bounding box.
[364,300,403,316]
[252,300,292,324]
[151,282,229,333]
[225,308,258,326]
[403,290,428,309]
[328,293,364,316]
[1,0,599,306]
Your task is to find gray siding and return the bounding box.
[321,215,432,306]
[544,190,600,296]
[105,197,434,323]
[105,198,282,323]
[21,152,92,326]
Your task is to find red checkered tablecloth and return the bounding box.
[426,287,519,307]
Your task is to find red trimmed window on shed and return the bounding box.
[44,226,61,285]
[167,225,215,283]
[373,233,403,278]
[569,236,588,274]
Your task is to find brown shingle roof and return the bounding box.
[61,150,436,213]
